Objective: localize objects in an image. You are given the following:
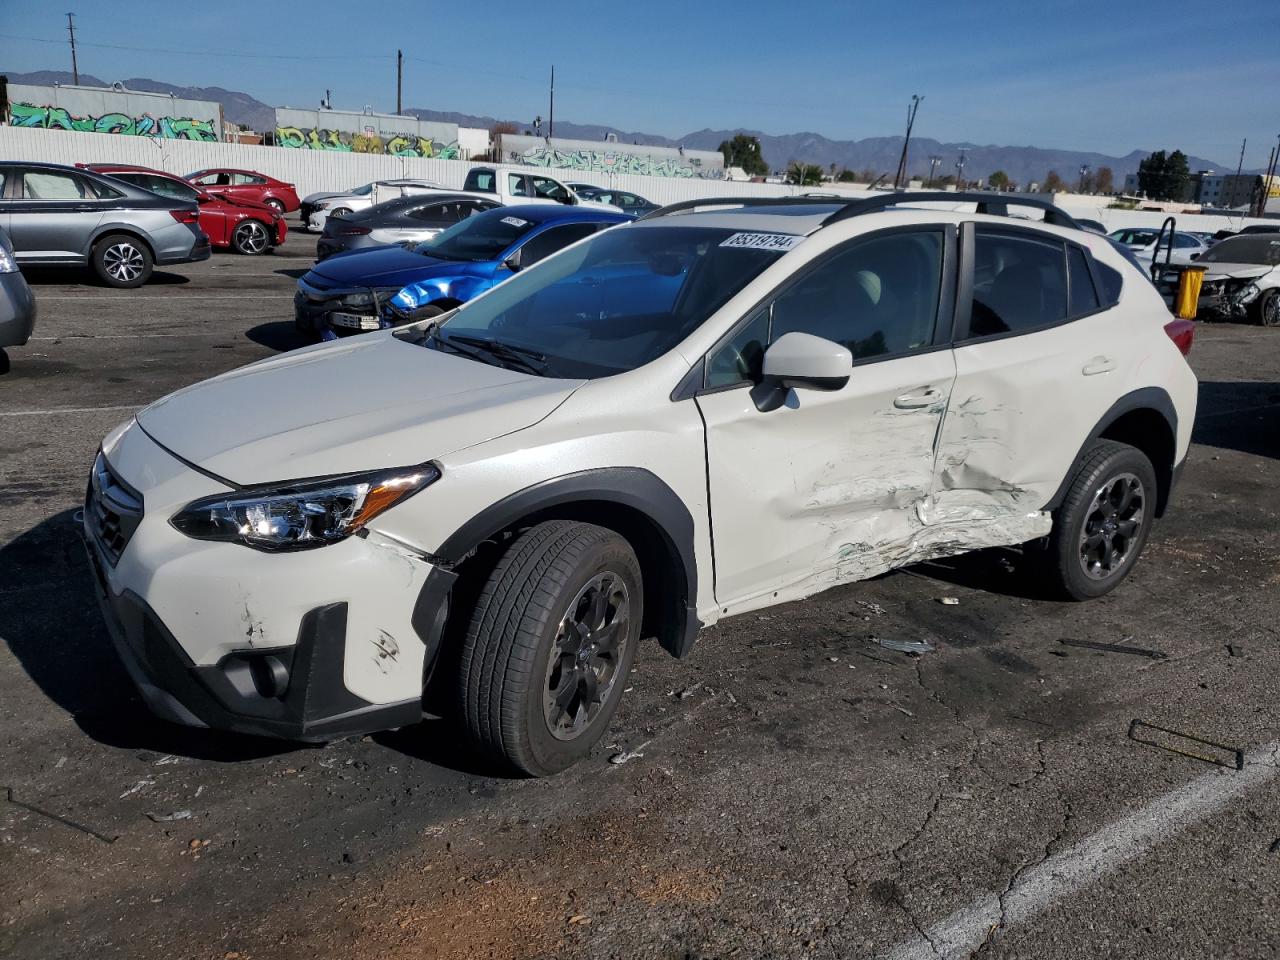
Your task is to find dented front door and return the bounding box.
[695,226,958,614]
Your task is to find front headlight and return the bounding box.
[171,464,440,551]
[0,246,18,274]
[342,291,374,307]
[1236,282,1261,305]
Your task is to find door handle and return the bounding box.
[1082,356,1117,376]
[73,204,97,211]
[893,388,942,410]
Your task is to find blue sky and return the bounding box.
[2,0,1278,168]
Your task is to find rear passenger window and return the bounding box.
[1093,260,1124,307]
[968,231,1068,338]
[1067,246,1100,316]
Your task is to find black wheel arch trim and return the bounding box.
[1042,386,1181,518]
[425,467,702,660]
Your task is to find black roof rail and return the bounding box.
[819,191,1082,230]
[634,195,845,221]
[638,190,1082,231]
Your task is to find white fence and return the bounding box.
[0,126,1273,235]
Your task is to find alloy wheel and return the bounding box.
[103,243,144,283]
[542,571,631,740]
[1078,472,1145,580]
[237,221,269,254]
[1263,292,1280,327]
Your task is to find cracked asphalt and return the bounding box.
[1,226,1278,960]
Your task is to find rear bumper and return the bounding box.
[158,235,211,266]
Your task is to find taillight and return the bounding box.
[1164,318,1194,356]
[169,208,200,225]
[335,225,371,236]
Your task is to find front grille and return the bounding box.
[85,453,143,566]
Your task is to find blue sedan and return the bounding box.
[293,204,632,340]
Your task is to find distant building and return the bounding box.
[1124,169,1263,209]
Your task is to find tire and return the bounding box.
[92,234,153,288]
[264,198,286,215]
[231,219,272,255]
[458,520,643,777]
[1258,289,1280,327]
[329,207,352,219]
[1035,439,1158,600]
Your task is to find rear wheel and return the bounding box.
[264,198,286,215]
[92,234,153,288]
[232,220,271,255]
[457,521,642,776]
[1258,289,1280,327]
[1034,440,1157,600]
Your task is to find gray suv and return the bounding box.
[0,162,211,288]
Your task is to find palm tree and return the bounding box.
[786,161,824,186]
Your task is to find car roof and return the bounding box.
[498,204,633,225]
[629,202,844,234]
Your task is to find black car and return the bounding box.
[569,185,660,215]
[0,161,210,287]
[315,194,500,260]
[0,226,36,356]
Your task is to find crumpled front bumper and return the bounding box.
[80,426,454,741]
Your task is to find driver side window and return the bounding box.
[705,229,945,389]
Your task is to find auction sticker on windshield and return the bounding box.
[719,232,805,251]
[501,216,529,227]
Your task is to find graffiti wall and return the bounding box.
[273,108,460,158]
[500,135,724,179]
[6,83,220,142]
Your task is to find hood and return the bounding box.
[306,245,460,289]
[136,334,581,485]
[1198,263,1276,281]
[302,190,345,204]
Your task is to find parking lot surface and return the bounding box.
[2,228,1279,960]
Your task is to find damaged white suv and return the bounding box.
[84,193,1197,775]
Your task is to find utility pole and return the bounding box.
[66,13,79,85]
[893,94,923,189]
[548,66,555,138]
[926,155,942,188]
[396,49,403,115]
[1078,164,1090,193]
[955,148,968,189]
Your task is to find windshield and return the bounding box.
[414,209,538,261]
[1199,235,1280,266]
[351,184,374,196]
[418,225,794,378]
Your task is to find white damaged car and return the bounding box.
[83,193,1197,775]
[1163,233,1280,326]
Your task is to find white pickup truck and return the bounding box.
[462,167,622,211]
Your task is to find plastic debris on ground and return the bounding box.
[872,637,936,655]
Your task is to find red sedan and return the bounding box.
[184,168,300,215]
[83,164,287,255]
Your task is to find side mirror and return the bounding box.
[503,249,522,272]
[196,192,213,204]
[762,332,851,391]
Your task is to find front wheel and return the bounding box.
[1258,289,1280,327]
[232,219,272,255]
[1034,439,1157,600]
[92,234,153,288]
[457,521,643,776]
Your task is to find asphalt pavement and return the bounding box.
[1,225,1278,960]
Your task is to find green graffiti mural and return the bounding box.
[275,126,459,159]
[518,146,718,179]
[10,102,218,141]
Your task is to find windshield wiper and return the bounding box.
[443,333,547,375]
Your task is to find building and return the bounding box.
[1123,168,1263,209]
[4,80,222,141]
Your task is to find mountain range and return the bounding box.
[3,70,1237,186]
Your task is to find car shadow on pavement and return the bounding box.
[904,547,1055,602]
[273,268,309,279]
[0,509,293,762]
[19,267,191,287]
[373,722,510,778]
[1193,380,1280,460]
[245,321,312,353]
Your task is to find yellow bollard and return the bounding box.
[1175,265,1206,319]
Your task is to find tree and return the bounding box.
[718,134,769,176]
[1042,170,1066,193]
[786,161,824,186]
[988,170,1010,192]
[836,169,859,183]
[1137,149,1190,200]
[1094,166,1114,195]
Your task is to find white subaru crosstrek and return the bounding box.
[84,193,1198,776]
